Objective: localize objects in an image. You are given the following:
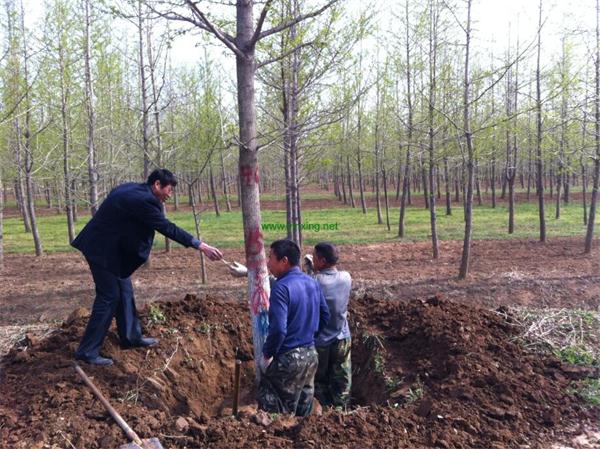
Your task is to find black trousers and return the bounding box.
[75,261,142,359]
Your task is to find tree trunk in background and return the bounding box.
[58,30,75,243]
[340,157,347,204]
[582,158,588,225]
[0,173,4,270]
[357,123,367,214]
[395,153,402,200]
[84,0,98,215]
[444,157,451,215]
[585,0,600,253]
[146,19,170,252]
[20,3,42,256]
[138,0,150,178]
[383,167,390,231]
[476,165,482,206]
[220,147,232,212]
[458,0,474,280]
[71,178,78,222]
[375,73,382,225]
[582,89,589,226]
[427,0,438,258]
[23,109,43,256]
[13,118,30,233]
[421,154,429,209]
[190,182,207,284]
[209,163,220,217]
[536,0,547,243]
[347,156,355,208]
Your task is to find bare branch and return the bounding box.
[182,0,245,58]
[257,41,316,69]
[259,0,339,41]
[250,0,273,46]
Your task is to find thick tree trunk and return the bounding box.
[236,1,270,377]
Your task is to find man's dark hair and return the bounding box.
[270,239,301,266]
[147,169,178,187]
[314,241,339,266]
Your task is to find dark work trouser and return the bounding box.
[258,345,318,417]
[75,261,142,359]
[315,337,352,407]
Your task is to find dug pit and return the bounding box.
[0,294,598,449]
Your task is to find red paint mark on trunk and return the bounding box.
[245,227,269,315]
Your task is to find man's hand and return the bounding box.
[228,261,248,278]
[303,254,314,275]
[199,242,223,261]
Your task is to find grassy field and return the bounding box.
[3,196,590,254]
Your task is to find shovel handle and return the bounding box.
[233,359,241,416]
[74,363,143,446]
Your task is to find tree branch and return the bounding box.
[258,0,339,41]
[257,41,315,69]
[250,0,273,46]
[183,0,245,59]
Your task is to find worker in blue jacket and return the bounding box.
[72,169,222,366]
[258,239,330,416]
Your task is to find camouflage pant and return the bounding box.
[258,345,318,417]
[315,337,352,407]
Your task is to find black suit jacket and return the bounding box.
[72,182,196,278]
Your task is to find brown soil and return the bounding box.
[0,293,598,449]
[2,236,600,448]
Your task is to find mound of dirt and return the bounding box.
[0,293,598,449]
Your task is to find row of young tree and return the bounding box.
[2,0,600,282]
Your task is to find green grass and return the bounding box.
[578,379,600,406]
[554,346,599,367]
[3,199,592,254]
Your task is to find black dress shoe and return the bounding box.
[121,337,158,349]
[75,355,114,366]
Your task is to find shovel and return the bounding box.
[74,363,164,449]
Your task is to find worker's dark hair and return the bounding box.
[314,241,339,266]
[270,239,301,266]
[147,169,178,187]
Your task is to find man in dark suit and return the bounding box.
[73,169,222,366]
